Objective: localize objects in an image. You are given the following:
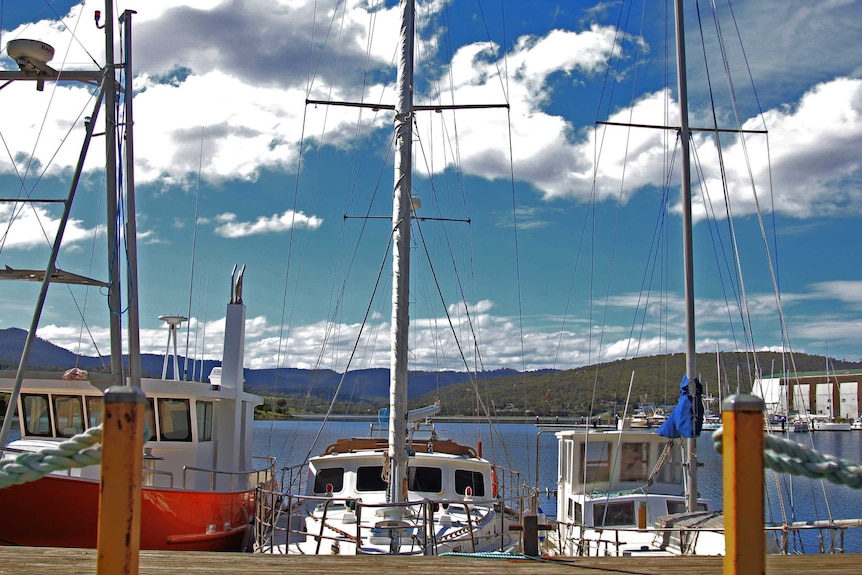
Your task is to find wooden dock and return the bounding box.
[0,547,859,575]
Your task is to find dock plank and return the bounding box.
[0,547,859,574]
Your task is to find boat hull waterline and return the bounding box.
[0,475,255,550]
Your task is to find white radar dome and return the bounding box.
[6,39,55,64]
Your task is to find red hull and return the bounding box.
[0,475,255,551]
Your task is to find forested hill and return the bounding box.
[413,351,862,418]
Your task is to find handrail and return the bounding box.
[182,455,275,490]
[253,484,534,555]
[551,517,862,555]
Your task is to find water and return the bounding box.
[254,419,862,553]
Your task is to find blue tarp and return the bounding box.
[657,374,704,438]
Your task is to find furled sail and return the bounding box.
[657,374,704,438]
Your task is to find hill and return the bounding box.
[2,327,860,417]
[412,351,862,417]
[0,327,527,404]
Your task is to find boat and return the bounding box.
[0,271,275,550]
[547,0,724,556]
[790,416,810,433]
[553,412,724,556]
[701,414,722,432]
[0,6,275,551]
[810,415,852,432]
[547,0,855,557]
[252,0,525,556]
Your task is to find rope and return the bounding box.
[439,551,530,559]
[646,439,674,485]
[0,426,103,489]
[712,427,862,489]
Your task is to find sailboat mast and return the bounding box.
[122,10,143,388]
[673,0,699,513]
[388,0,415,505]
[103,0,124,386]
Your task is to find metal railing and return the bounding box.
[182,455,276,490]
[253,475,534,556]
[548,518,862,556]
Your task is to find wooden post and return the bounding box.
[722,394,765,575]
[97,386,146,575]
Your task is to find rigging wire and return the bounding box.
[0,6,105,364]
[183,128,206,381]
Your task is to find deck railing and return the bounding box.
[253,481,534,555]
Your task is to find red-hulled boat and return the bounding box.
[0,271,274,550]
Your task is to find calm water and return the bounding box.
[254,419,862,553]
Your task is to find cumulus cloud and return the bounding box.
[0,204,103,250]
[4,2,861,223]
[213,209,323,237]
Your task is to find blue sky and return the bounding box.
[0,0,860,375]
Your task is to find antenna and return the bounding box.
[159,314,188,380]
[6,39,57,91]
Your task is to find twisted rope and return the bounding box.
[0,426,103,489]
[712,427,862,489]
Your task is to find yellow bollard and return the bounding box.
[722,394,765,575]
[97,385,146,575]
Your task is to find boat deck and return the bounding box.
[0,547,858,574]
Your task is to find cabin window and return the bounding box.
[455,469,485,497]
[313,467,345,494]
[22,394,51,436]
[408,466,442,493]
[594,501,635,526]
[196,400,214,441]
[559,439,573,483]
[158,398,192,441]
[568,499,582,523]
[579,442,611,483]
[145,399,156,441]
[53,395,84,437]
[356,466,387,492]
[619,442,649,481]
[667,500,708,514]
[86,397,103,428]
[654,443,683,485]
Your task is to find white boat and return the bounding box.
[0,5,274,551]
[790,416,810,433]
[810,416,852,432]
[701,415,722,431]
[252,0,524,556]
[257,405,521,555]
[547,0,855,558]
[553,420,722,556]
[547,0,721,556]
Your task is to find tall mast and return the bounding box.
[673,0,699,513]
[121,10,142,388]
[104,0,124,386]
[388,0,415,505]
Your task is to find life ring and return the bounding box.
[491,467,499,498]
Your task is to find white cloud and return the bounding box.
[213,209,323,237]
[5,2,861,222]
[0,203,103,250]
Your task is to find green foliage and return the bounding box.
[411,351,861,418]
[254,393,385,418]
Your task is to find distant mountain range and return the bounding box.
[4,327,860,416]
[0,327,542,401]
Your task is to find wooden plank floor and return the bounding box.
[0,548,860,575]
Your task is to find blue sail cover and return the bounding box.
[657,374,704,438]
